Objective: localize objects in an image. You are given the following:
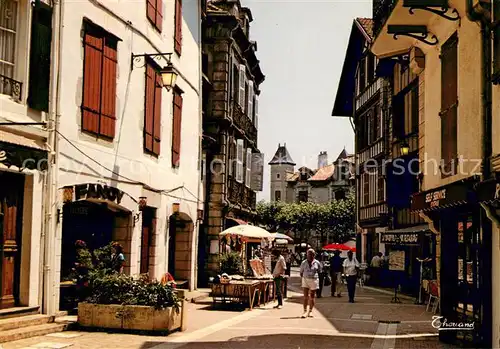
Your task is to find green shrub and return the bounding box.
[218,252,244,275]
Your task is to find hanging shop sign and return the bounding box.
[476,177,500,204]
[63,184,125,205]
[381,232,420,245]
[411,176,478,211]
[0,141,48,171]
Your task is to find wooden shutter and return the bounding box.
[152,72,162,154]
[238,64,246,108]
[172,89,183,166]
[440,34,458,173]
[147,0,156,27]
[27,4,52,111]
[245,148,252,187]
[144,63,155,153]
[174,0,182,55]
[236,139,244,182]
[247,81,253,119]
[363,173,369,206]
[155,0,163,32]
[99,38,118,138]
[254,95,258,129]
[82,29,104,134]
[228,140,235,176]
[411,82,419,134]
[392,94,404,139]
[377,167,384,202]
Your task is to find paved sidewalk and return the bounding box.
[1,272,454,349]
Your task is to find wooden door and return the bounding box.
[0,173,24,309]
[140,207,155,275]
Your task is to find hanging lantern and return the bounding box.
[138,197,147,210]
[197,208,204,221]
[172,202,180,214]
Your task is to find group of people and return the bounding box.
[271,248,361,318]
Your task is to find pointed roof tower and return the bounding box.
[336,148,348,161]
[268,143,296,165]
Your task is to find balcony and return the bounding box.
[0,74,22,101]
[232,101,257,145]
[228,177,256,211]
[359,202,389,222]
[358,139,385,165]
[356,78,382,110]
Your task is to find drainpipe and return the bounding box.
[42,0,62,316]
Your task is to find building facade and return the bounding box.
[372,0,493,346]
[269,145,354,204]
[50,0,203,313]
[200,0,264,282]
[0,0,52,313]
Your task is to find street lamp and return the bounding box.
[131,52,178,91]
[160,63,178,91]
[400,141,410,156]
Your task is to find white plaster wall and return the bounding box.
[52,0,202,299]
[420,5,482,191]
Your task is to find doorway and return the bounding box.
[140,207,156,276]
[0,171,24,309]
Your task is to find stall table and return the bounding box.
[210,280,261,310]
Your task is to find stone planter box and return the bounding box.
[78,300,186,332]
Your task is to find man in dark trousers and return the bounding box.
[330,250,343,297]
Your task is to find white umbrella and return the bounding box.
[219,225,273,239]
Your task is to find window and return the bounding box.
[247,81,254,119]
[441,33,458,176]
[174,0,182,55]
[172,87,183,166]
[147,0,163,32]
[276,173,280,179]
[144,61,162,155]
[363,173,369,206]
[81,21,118,139]
[335,191,346,201]
[298,190,308,202]
[228,139,235,177]
[393,79,419,139]
[28,4,52,110]
[367,54,374,84]
[232,64,238,102]
[358,58,366,92]
[245,148,252,187]
[236,139,244,182]
[0,0,18,98]
[238,64,246,109]
[275,190,281,201]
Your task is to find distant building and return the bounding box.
[269,144,354,204]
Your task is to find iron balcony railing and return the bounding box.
[232,101,257,144]
[228,176,257,211]
[373,0,398,39]
[0,74,22,100]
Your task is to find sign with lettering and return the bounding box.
[411,177,477,211]
[63,184,125,205]
[381,233,420,245]
[425,189,446,208]
[0,141,48,170]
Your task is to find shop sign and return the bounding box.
[381,233,419,245]
[0,142,48,170]
[63,184,125,204]
[425,189,446,208]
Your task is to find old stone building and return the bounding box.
[200,0,264,283]
[269,144,354,204]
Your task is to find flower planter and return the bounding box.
[78,300,186,332]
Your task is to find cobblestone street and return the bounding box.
[0,269,456,349]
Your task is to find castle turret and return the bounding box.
[269,143,295,202]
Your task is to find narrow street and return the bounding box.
[1,268,452,349]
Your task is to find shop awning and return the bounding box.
[219,225,272,239]
[381,224,429,245]
[0,130,48,170]
[410,176,478,212]
[226,217,248,225]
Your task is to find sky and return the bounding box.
[242,0,372,201]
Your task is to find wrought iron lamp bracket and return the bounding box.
[393,32,438,46]
[130,53,173,70]
[408,6,460,21]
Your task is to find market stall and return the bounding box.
[211,225,277,309]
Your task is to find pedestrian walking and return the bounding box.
[330,250,343,297]
[300,249,322,318]
[316,253,327,298]
[370,252,383,286]
[272,249,287,309]
[343,250,360,303]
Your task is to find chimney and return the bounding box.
[318,151,328,169]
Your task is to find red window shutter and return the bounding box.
[155,0,163,32]
[144,63,155,153]
[152,72,162,155]
[99,40,117,138]
[82,32,103,134]
[172,91,182,166]
[146,0,155,25]
[174,0,182,55]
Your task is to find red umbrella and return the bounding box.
[322,243,356,252]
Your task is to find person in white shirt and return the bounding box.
[343,250,360,303]
[299,249,322,318]
[272,249,287,309]
[370,252,383,286]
